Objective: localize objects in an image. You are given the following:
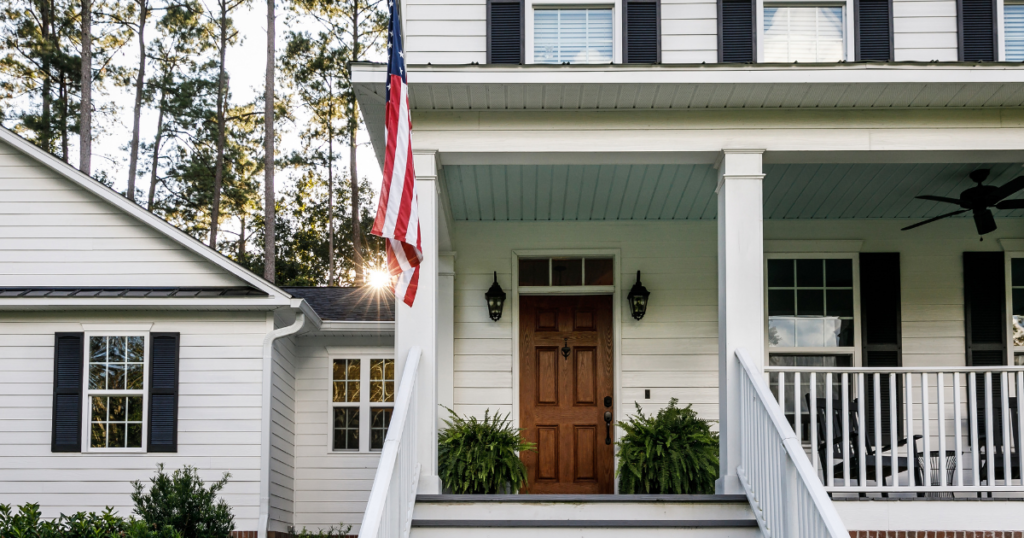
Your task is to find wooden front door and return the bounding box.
[519,295,614,494]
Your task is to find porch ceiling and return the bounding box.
[443,162,1024,221]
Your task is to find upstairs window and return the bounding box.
[534,8,613,63]
[1007,2,1024,61]
[763,5,845,62]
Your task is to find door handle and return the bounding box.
[604,411,612,445]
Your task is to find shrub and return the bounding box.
[131,464,234,538]
[438,407,535,494]
[0,503,180,538]
[286,524,351,538]
[616,398,719,494]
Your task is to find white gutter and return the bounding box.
[258,300,309,538]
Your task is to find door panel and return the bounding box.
[520,295,614,494]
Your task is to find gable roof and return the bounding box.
[283,287,395,322]
[0,127,291,303]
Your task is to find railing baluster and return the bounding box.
[921,372,931,489]
[937,371,946,487]
[1018,372,1024,488]
[969,373,980,488]
[873,373,882,487]
[954,372,963,487]
[857,373,867,488]
[1002,371,1011,489]
[826,373,834,488]
[795,371,802,447]
[810,373,818,477]
[841,374,850,488]
[889,373,898,490]
[986,372,995,488]
[906,372,915,488]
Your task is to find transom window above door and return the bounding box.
[534,8,613,64]
[767,258,855,349]
[763,5,846,62]
[519,257,614,286]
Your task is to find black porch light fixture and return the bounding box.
[485,272,506,322]
[628,270,650,321]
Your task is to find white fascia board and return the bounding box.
[317,320,396,333]
[292,297,324,331]
[0,128,291,300]
[352,62,1024,86]
[0,297,292,309]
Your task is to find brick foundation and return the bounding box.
[851,528,1024,532]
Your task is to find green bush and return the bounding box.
[616,398,719,494]
[438,407,535,494]
[131,464,234,538]
[0,503,180,538]
[286,524,351,538]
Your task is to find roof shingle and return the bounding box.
[283,287,395,322]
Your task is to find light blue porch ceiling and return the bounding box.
[443,162,1024,221]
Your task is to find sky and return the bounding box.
[91,0,384,211]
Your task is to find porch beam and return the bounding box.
[397,150,443,494]
[716,149,766,495]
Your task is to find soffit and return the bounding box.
[444,162,1024,221]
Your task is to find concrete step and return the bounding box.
[410,494,761,537]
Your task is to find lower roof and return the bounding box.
[283,287,395,322]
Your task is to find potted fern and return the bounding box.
[438,407,535,494]
[616,398,719,494]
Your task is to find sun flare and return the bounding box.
[367,269,393,289]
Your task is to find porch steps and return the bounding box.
[410,494,760,537]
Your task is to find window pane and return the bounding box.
[764,6,845,63]
[91,423,106,448]
[333,408,359,450]
[90,337,107,363]
[127,396,143,422]
[797,289,824,316]
[128,424,143,448]
[769,317,796,347]
[825,259,853,287]
[127,337,144,363]
[1008,4,1024,61]
[126,364,144,390]
[826,289,853,317]
[519,259,549,286]
[109,424,126,448]
[371,408,394,450]
[551,258,582,286]
[534,9,613,64]
[107,363,126,390]
[109,337,126,362]
[333,359,360,403]
[109,396,127,421]
[767,259,794,287]
[585,258,614,285]
[796,259,823,287]
[92,396,107,422]
[768,289,795,316]
[89,364,107,390]
[371,359,395,403]
[796,317,826,347]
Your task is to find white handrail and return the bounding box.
[359,346,422,538]
[736,348,849,538]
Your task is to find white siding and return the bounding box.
[0,311,271,531]
[893,0,960,61]
[0,140,245,288]
[661,0,719,63]
[269,312,298,533]
[403,0,487,65]
[291,336,394,534]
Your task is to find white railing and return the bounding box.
[767,364,1024,495]
[736,348,849,538]
[358,347,422,538]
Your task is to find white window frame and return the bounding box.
[82,332,150,453]
[526,0,621,64]
[1000,0,1024,61]
[763,253,862,366]
[327,348,398,453]
[1006,253,1024,364]
[756,0,854,63]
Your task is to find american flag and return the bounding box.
[372,0,422,307]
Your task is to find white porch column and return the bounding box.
[715,149,765,495]
[396,150,442,494]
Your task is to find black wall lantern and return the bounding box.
[485,272,506,321]
[628,270,650,321]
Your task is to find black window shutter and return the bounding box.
[959,0,996,61]
[488,0,523,64]
[52,333,84,452]
[859,253,904,443]
[719,0,754,62]
[625,0,660,64]
[856,0,893,61]
[963,252,1007,446]
[148,333,180,453]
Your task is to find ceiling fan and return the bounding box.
[902,169,1024,235]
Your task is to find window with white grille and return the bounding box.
[1007,3,1024,61]
[534,8,613,63]
[763,5,845,62]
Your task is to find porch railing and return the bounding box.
[736,348,849,538]
[767,364,1024,495]
[358,346,422,538]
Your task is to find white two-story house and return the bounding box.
[2,0,1024,535]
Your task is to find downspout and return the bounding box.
[258,304,307,538]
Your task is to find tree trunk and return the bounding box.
[126,1,148,201]
[147,96,165,211]
[59,72,68,162]
[79,0,91,174]
[238,214,246,262]
[209,0,228,249]
[263,0,276,282]
[328,131,335,286]
[40,0,53,153]
[349,4,364,282]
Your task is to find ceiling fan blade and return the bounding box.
[916,195,963,205]
[901,209,969,231]
[974,208,998,235]
[988,175,1024,204]
[996,199,1024,210]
